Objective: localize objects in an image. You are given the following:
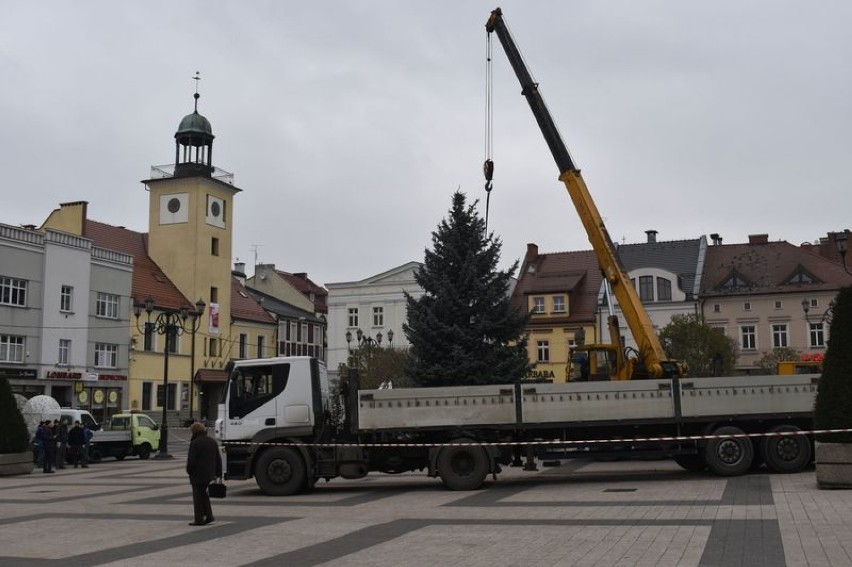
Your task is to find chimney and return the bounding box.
[232,261,246,285]
[710,233,723,246]
[748,234,769,245]
[294,272,308,280]
[645,230,658,244]
[526,243,539,262]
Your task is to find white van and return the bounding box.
[59,409,99,430]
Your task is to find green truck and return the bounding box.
[89,412,160,462]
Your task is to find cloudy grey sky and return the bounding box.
[2,1,850,287]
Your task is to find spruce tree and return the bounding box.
[0,376,30,454]
[403,191,530,387]
[814,286,852,443]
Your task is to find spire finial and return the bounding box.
[193,71,201,112]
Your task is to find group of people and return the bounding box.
[33,419,93,473]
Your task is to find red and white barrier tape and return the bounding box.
[220,428,852,449]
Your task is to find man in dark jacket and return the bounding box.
[42,421,56,473]
[67,421,88,468]
[185,421,222,526]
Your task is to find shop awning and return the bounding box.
[194,369,229,383]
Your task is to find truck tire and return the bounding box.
[114,450,127,461]
[763,425,811,474]
[673,454,705,472]
[137,443,152,460]
[89,448,103,464]
[704,426,753,476]
[438,438,489,491]
[255,448,306,496]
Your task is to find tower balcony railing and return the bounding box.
[149,164,234,185]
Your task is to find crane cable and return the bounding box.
[484,29,495,234]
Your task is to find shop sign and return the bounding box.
[1,367,38,380]
[97,374,128,381]
[45,370,83,380]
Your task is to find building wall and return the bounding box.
[326,262,423,381]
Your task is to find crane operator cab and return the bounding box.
[568,346,622,382]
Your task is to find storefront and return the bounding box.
[5,367,127,424]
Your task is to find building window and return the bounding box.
[373,306,384,327]
[60,285,74,312]
[208,338,218,357]
[239,333,248,358]
[536,340,550,362]
[257,335,265,358]
[713,304,721,313]
[95,292,120,319]
[740,326,756,350]
[772,324,788,348]
[638,276,654,302]
[656,278,672,301]
[142,382,152,411]
[156,383,177,410]
[143,322,154,352]
[210,287,218,304]
[211,237,219,256]
[774,300,783,310]
[809,323,825,348]
[348,307,359,327]
[165,329,178,354]
[58,339,71,365]
[0,335,25,362]
[743,301,752,311]
[0,276,27,307]
[552,295,565,313]
[532,297,545,313]
[94,343,118,368]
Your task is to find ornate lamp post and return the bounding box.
[344,328,393,385]
[802,298,835,326]
[134,296,205,459]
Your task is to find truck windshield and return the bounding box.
[228,363,290,419]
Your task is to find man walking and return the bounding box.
[185,422,222,526]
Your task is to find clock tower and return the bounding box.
[143,90,241,354]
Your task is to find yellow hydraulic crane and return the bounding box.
[486,8,683,380]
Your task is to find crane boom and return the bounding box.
[486,7,680,379]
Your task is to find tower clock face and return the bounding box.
[160,193,189,225]
[206,194,226,228]
[210,201,220,216]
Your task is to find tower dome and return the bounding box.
[173,92,215,177]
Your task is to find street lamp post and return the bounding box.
[802,298,835,326]
[134,296,205,460]
[344,328,392,385]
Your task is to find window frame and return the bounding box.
[638,276,654,302]
[536,340,550,362]
[0,335,25,363]
[552,295,565,313]
[95,292,120,319]
[740,325,756,350]
[771,323,788,348]
[809,322,826,348]
[0,276,27,307]
[60,285,74,312]
[58,339,71,365]
[532,296,545,314]
[373,306,384,327]
[94,343,118,368]
[656,278,672,302]
[348,307,359,328]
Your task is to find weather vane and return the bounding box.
[193,71,201,110]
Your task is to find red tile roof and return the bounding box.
[274,270,328,314]
[701,241,851,296]
[84,220,191,311]
[512,247,602,324]
[231,277,276,324]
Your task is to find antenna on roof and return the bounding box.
[250,244,264,270]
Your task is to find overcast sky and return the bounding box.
[2,1,850,287]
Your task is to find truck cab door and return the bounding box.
[133,414,161,449]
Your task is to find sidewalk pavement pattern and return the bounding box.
[1,447,851,567]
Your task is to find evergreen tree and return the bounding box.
[403,191,530,387]
[0,376,30,454]
[658,314,738,377]
[814,287,852,443]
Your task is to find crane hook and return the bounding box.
[483,159,494,193]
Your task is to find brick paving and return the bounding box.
[1,446,851,566]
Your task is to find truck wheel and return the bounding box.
[673,454,705,472]
[704,426,753,476]
[438,438,489,491]
[763,425,811,474]
[137,443,152,460]
[89,448,103,463]
[255,448,306,496]
[114,450,127,461]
